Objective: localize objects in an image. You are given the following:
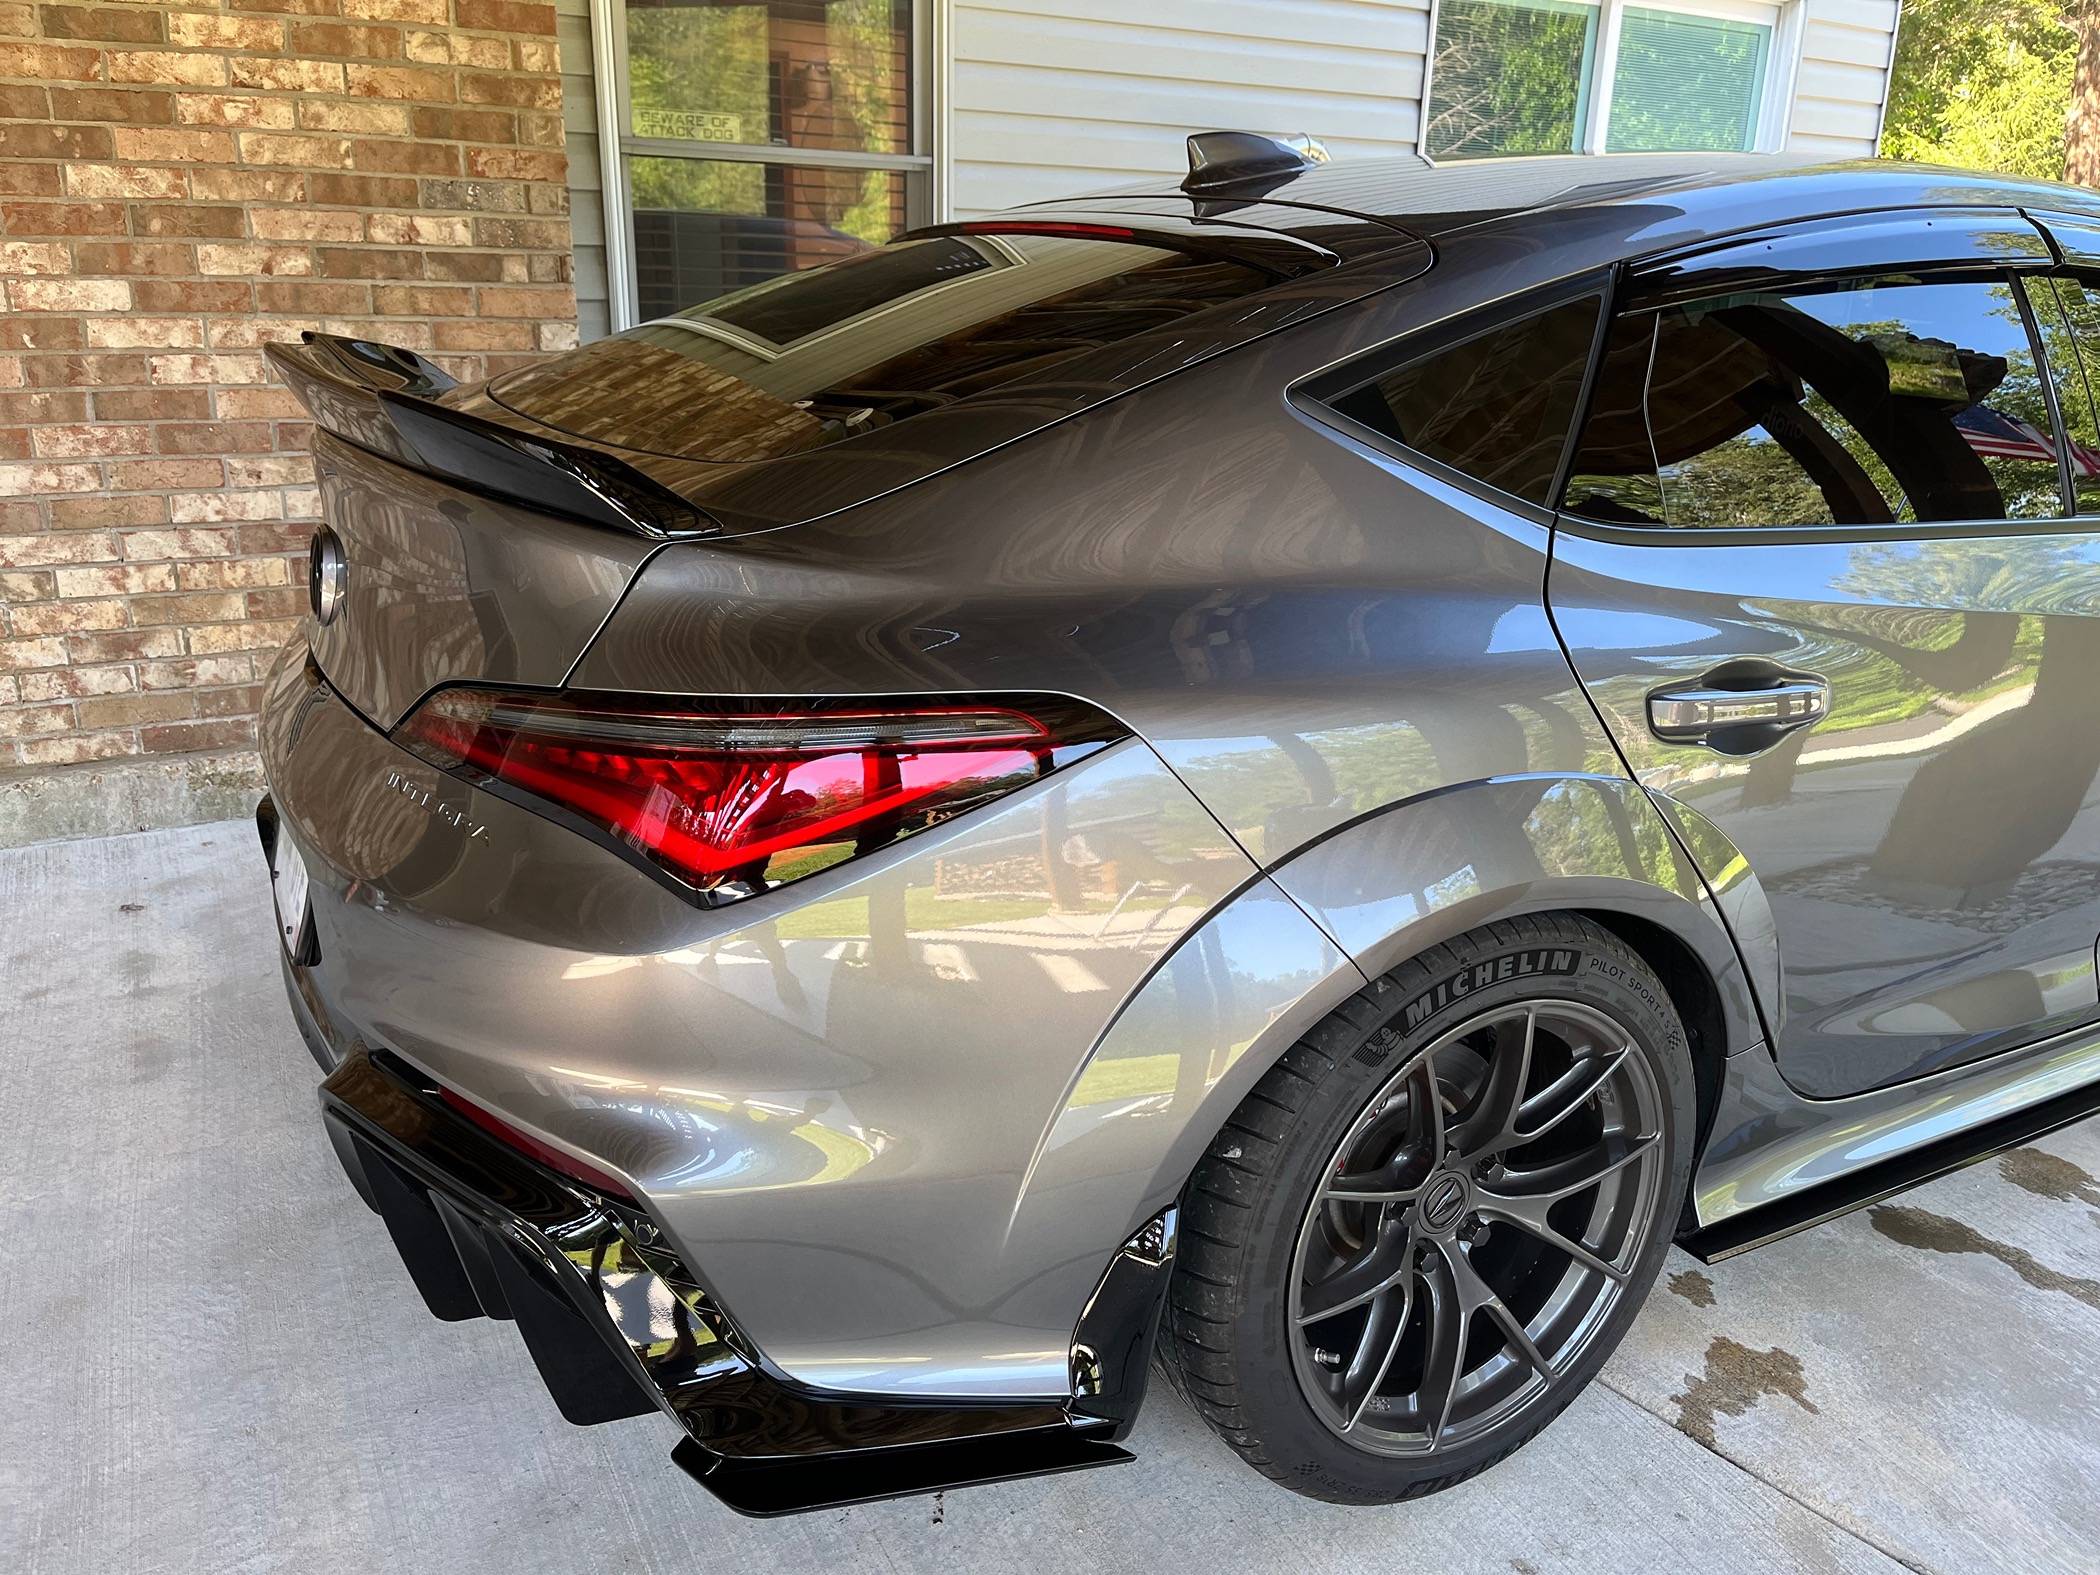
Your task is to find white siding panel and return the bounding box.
[1785,0,1898,158]
[557,0,610,340]
[949,0,1430,216]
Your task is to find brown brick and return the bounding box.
[0,391,91,424]
[131,591,245,626]
[197,242,311,276]
[431,319,532,352]
[20,732,143,766]
[456,0,555,33]
[227,56,345,93]
[13,596,131,634]
[108,50,230,87]
[408,106,515,143]
[0,84,50,118]
[79,690,195,727]
[133,204,247,238]
[352,136,460,175]
[418,177,524,212]
[463,146,563,183]
[238,132,353,168]
[309,171,416,207]
[0,533,117,569]
[0,123,114,160]
[0,324,87,359]
[0,572,57,603]
[169,487,282,521]
[191,168,307,203]
[457,71,560,110]
[470,216,567,249]
[345,63,454,101]
[0,242,71,276]
[196,682,264,717]
[51,494,167,529]
[74,242,197,276]
[19,664,140,700]
[229,0,339,14]
[40,4,168,42]
[95,388,212,422]
[175,92,295,129]
[68,628,185,663]
[314,246,424,279]
[0,165,64,197]
[0,201,128,236]
[287,21,401,56]
[140,652,249,684]
[369,283,472,316]
[167,12,285,50]
[367,212,470,246]
[65,165,190,201]
[0,43,105,80]
[215,388,303,420]
[49,87,174,123]
[157,421,274,455]
[0,637,72,672]
[0,703,78,738]
[134,279,255,313]
[516,112,562,149]
[255,280,370,314]
[110,457,224,490]
[340,0,444,20]
[85,318,206,350]
[113,126,240,164]
[141,716,255,753]
[476,285,572,319]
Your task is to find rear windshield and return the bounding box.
[487,224,1342,463]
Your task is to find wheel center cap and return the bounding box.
[1418,1170,1472,1233]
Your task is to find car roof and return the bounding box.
[1025,152,2100,261]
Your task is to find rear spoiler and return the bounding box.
[265,334,718,540]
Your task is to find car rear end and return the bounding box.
[256,201,1429,1512]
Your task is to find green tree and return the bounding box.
[1882,0,2077,178]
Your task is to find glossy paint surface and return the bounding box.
[266,653,1364,1396]
[306,431,652,729]
[261,156,2100,1409]
[1553,527,2100,1098]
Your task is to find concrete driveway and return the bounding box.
[6,823,2099,1574]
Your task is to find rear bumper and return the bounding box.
[318,1042,1138,1515]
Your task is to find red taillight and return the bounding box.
[395,689,1121,902]
[437,1085,637,1200]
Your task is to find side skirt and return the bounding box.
[1680,1026,2100,1263]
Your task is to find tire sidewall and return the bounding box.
[1225,923,1696,1501]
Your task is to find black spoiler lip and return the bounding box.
[265,333,720,541]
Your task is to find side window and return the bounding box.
[1321,295,1602,507]
[1564,274,2068,528]
[2026,274,2100,513]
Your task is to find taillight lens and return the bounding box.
[395,689,1123,903]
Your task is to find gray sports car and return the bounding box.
[259,136,2100,1514]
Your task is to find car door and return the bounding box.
[1546,209,2100,1099]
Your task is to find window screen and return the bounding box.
[1423,0,1596,160]
[1564,275,2068,528]
[1605,8,1771,153]
[1325,295,1603,506]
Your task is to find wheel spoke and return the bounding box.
[1500,1042,1634,1153]
[1339,1272,1418,1431]
[1297,1216,1415,1326]
[1414,1246,1467,1445]
[1450,1006,1534,1154]
[1473,1183,1632,1283]
[1493,1130,1660,1202]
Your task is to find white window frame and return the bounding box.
[589,0,938,331]
[1416,0,1804,161]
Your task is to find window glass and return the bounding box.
[625,0,911,156]
[2029,274,2100,513]
[1326,296,1603,505]
[628,157,905,323]
[1564,275,2067,527]
[1424,0,1596,160]
[1605,8,1770,152]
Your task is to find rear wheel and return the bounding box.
[1163,914,1694,1502]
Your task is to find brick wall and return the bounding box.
[0,0,579,794]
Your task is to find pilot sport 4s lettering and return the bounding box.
[258,135,2100,1514]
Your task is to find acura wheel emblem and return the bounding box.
[309,526,347,626]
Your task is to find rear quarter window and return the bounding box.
[1308,293,1605,508]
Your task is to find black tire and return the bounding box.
[1162,913,1695,1503]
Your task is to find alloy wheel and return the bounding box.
[1287,999,1665,1456]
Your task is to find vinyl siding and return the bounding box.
[558,0,611,343]
[948,0,1432,217]
[1787,0,1901,156]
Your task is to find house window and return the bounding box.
[600,0,932,328]
[1424,0,1785,160]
